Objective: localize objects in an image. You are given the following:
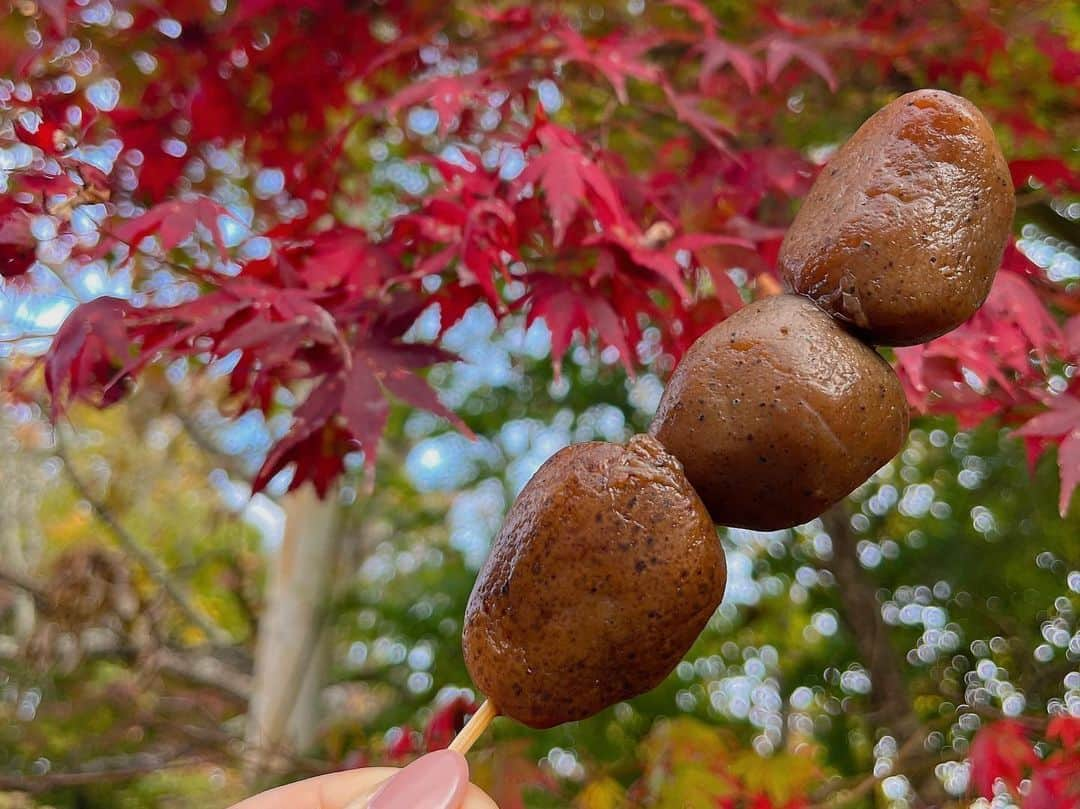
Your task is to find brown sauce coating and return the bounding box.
[778,89,1014,346]
[462,435,726,729]
[649,295,909,530]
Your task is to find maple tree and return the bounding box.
[1,0,1076,506]
[1,0,1079,807]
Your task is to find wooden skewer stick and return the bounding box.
[448,699,498,755]
[342,700,498,808]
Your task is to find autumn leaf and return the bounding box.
[108,102,188,202]
[423,695,479,751]
[969,720,1037,798]
[1048,716,1080,750]
[639,717,733,773]
[251,373,350,495]
[1027,756,1080,809]
[105,196,231,259]
[1065,315,1080,358]
[300,227,398,292]
[663,89,737,156]
[386,726,421,760]
[592,227,752,300]
[980,271,1064,364]
[575,777,626,809]
[555,25,663,104]
[1009,157,1080,193]
[1016,394,1080,515]
[44,297,136,415]
[251,331,467,493]
[471,740,557,809]
[762,37,838,91]
[385,72,490,137]
[1035,28,1080,85]
[697,37,760,92]
[728,749,822,807]
[514,123,625,245]
[0,203,37,279]
[519,273,635,376]
[14,116,68,155]
[652,768,737,809]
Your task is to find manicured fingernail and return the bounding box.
[368,750,469,809]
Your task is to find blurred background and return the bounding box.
[1,2,1078,808]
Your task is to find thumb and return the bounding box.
[228,763,498,809]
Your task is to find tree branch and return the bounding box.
[0,564,50,611]
[167,391,250,479]
[821,504,918,734]
[0,624,250,698]
[806,724,955,809]
[0,751,206,792]
[54,435,233,647]
[152,647,252,701]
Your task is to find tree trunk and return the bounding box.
[821,504,918,736]
[244,483,341,782]
[0,417,40,643]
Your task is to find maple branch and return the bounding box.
[150,646,253,701]
[0,750,207,792]
[0,628,252,702]
[821,503,918,735]
[54,433,234,648]
[167,390,250,479]
[805,724,953,809]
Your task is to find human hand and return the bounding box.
[229,751,497,809]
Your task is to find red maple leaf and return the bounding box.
[1009,158,1080,193]
[668,0,717,37]
[0,203,37,279]
[109,102,187,203]
[664,88,737,157]
[591,227,753,300]
[33,0,68,36]
[1048,716,1080,750]
[386,726,420,761]
[555,25,663,104]
[423,695,479,751]
[761,37,838,91]
[252,337,470,493]
[979,271,1065,365]
[44,297,136,415]
[1035,29,1080,85]
[105,196,230,259]
[1017,394,1080,516]
[392,151,518,305]
[9,0,1078,507]
[1027,755,1080,809]
[1066,315,1080,358]
[895,270,1065,435]
[519,272,636,377]
[252,376,350,496]
[14,115,69,155]
[299,228,399,293]
[697,37,761,93]
[970,720,1037,798]
[385,73,490,137]
[514,122,625,246]
[426,281,487,334]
